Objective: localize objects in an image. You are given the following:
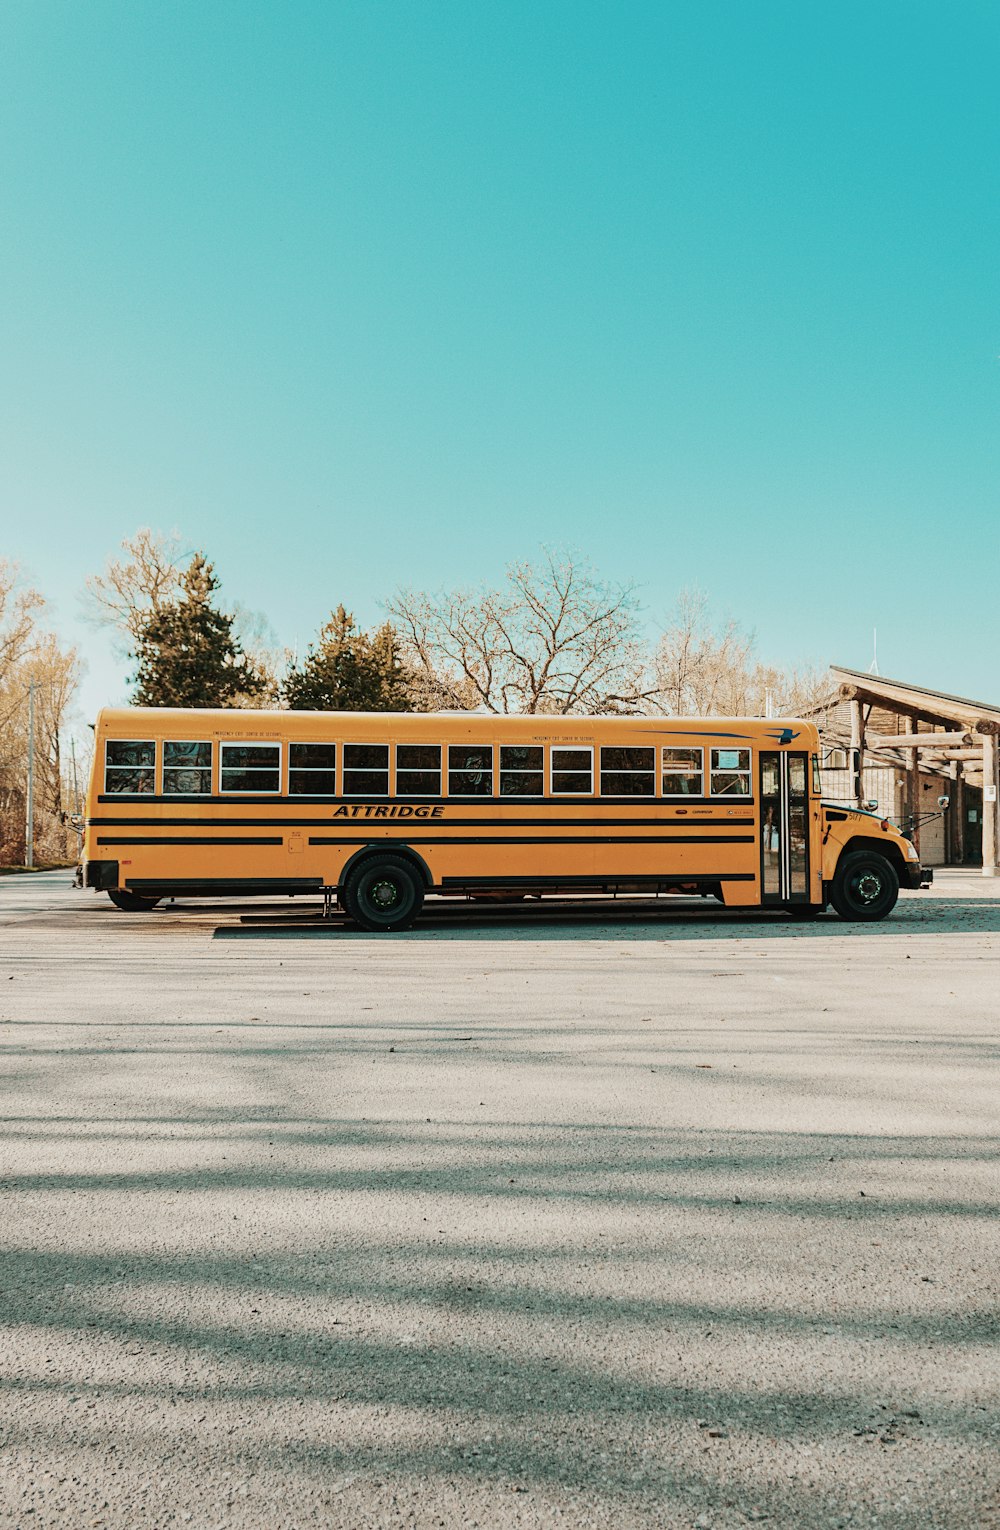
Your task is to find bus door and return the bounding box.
[760,752,810,904]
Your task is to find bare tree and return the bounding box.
[0,570,80,863]
[654,590,755,716]
[229,603,285,706]
[24,634,81,860]
[654,590,826,717]
[739,660,829,718]
[84,528,185,646]
[388,550,656,715]
[0,560,44,683]
[0,562,46,786]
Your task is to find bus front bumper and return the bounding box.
[902,865,933,890]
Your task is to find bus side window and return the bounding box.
[449,745,493,796]
[662,747,703,796]
[396,744,441,796]
[600,747,655,796]
[163,741,212,795]
[220,743,281,793]
[105,740,155,794]
[551,747,593,795]
[343,744,389,796]
[710,748,751,796]
[289,743,337,795]
[499,746,543,796]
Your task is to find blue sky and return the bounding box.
[2,0,998,721]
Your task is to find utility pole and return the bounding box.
[25,680,35,869]
[70,735,80,815]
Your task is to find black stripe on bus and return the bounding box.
[307,834,755,847]
[440,874,756,888]
[88,815,752,829]
[97,793,754,808]
[98,836,283,847]
[126,878,323,893]
[121,873,755,897]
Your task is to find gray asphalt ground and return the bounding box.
[0,871,997,1530]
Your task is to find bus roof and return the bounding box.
[94,706,820,743]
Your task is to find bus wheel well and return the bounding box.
[838,835,906,876]
[337,843,433,893]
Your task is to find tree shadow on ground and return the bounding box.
[0,1233,995,1525]
[1,1119,997,1526]
[3,1114,998,1253]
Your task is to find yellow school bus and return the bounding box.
[79,706,931,929]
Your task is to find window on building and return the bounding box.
[710,747,751,796]
[163,741,212,795]
[220,743,281,794]
[289,743,337,795]
[448,745,493,796]
[551,747,593,795]
[396,744,441,796]
[600,746,655,796]
[499,745,543,796]
[343,743,389,796]
[105,740,155,794]
[662,746,703,796]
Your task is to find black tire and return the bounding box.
[107,890,160,912]
[342,855,423,932]
[829,851,899,921]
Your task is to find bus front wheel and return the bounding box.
[342,855,423,933]
[107,890,160,912]
[829,852,899,921]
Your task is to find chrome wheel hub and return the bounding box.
[854,872,882,904]
[370,879,399,909]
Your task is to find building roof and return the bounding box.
[829,666,1000,732]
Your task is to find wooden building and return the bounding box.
[809,667,1000,875]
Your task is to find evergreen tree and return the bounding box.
[283,605,411,711]
[132,555,263,707]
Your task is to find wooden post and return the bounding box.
[952,763,965,865]
[849,698,863,808]
[907,713,921,859]
[982,731,998,877]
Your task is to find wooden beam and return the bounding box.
[831,669,1000,731]
[893,749,984,766]
[866,732,973,747]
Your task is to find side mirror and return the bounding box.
[864,799,878,812]
[937,796,950,810]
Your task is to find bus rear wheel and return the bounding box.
[107,890,160,912]
[342,855,423,933]
[829,851,899,921]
